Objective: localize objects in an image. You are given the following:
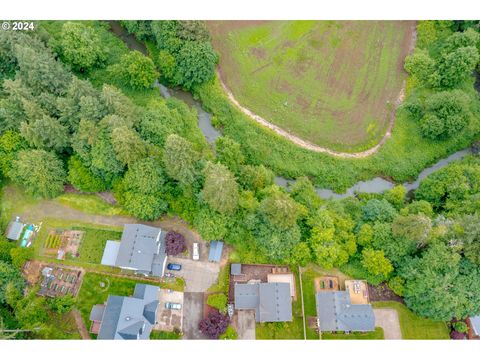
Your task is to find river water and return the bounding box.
[108,21,472,200]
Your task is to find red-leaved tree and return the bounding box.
[198,310,230,339]
[165,231,187,256]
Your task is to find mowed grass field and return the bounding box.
[208,21,415,152]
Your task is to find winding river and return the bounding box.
[109,21,472,200]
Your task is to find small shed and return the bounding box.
[208,241,224,262]
[470,315,480,337]
[231,263,242,275]
[6,219,25,241]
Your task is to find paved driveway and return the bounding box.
[232,310,256,340]
[373,308,402,339]
[182,292,207,339]
[168,257,220,292]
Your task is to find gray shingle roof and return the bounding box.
[89,304,106,322]
[101,241,121,266]
[108,224,167,277]
[316,291,375,332]
[6,221,24,241]
[234,282,292,323]
[231,263,242,276]
[471,315,480,336]
[96,284,159,340]
[208,241,224,262]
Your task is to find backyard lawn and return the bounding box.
[373,302,449,340]
[73,226,122,264]
[34,218,123,264]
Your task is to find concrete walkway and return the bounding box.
[373,308,402,340]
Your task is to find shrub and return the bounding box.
[207,293,228,313]
[165,231,186,256]
[453,321,468,333]
[198,310,230,339]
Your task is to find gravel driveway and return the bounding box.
[168,257,220,292]
[373,308,402,339]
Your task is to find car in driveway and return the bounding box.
[167,263,182,271]
[192,243,199,261]
[165,302,182,310]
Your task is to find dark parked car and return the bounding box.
[167,263,182,271]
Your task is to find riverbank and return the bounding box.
[108,21,479,196]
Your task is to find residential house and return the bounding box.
[230,263,294,323]
[89,283,160,340]
[234,282,292,322]
[316,289,375,333]
[100,224,167,277]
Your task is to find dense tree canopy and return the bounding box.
[10,150,66,198]
[57,22,106,72]
[110,51,158,89]
[202,162,239,214]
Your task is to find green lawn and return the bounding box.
[373,301,450,340]
[208,21,413,152]
[0,184,41,233]
[322,327,384,340]
[55,193,127,216]
[150,330,182,340]
[73,226,122,264]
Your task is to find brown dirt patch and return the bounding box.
[368,283,404,303]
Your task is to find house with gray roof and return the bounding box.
[100,224,167,277]
[316,291,375,332]
[6,218,24,241]
[89,283,160,340]
[234,282,292,322]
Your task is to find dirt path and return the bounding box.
[22,200,201,242]
[217,23,417,159]
[72,309,90,340]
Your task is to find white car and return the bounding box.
[192,242,200,261]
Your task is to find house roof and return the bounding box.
[6,221,24,241]
[208,241,224,262]
[234,282,292,323]
[97,284,159,340]
[470,315,480,336]
[316,291,375,332]
[231,263,242,275]
[102,224,167,276]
